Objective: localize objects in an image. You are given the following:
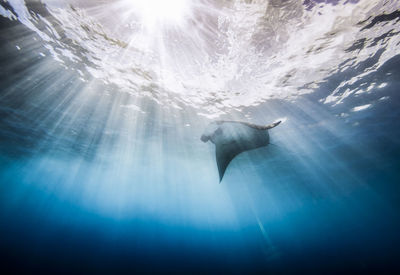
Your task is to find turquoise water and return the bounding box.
[1,0,400,273]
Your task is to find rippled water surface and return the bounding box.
[1,0,400,273]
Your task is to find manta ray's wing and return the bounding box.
[216,142,244,182]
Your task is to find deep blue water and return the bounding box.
[1,0,400,274]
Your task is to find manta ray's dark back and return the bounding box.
[201,120,281,182]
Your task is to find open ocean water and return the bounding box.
[1,0,400,273]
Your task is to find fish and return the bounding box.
[201,120,281,182]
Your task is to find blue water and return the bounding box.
[1,0,400,273]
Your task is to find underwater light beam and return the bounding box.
[126,0,192,31]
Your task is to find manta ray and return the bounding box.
[201,120,281,182]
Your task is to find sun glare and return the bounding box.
[128,0,191,30]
